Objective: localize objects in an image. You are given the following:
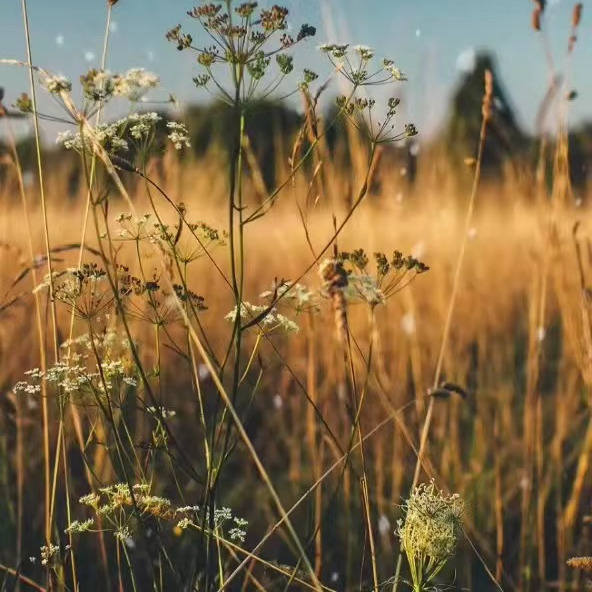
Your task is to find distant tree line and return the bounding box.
[2,51,592,200]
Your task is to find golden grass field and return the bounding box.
[2,2,592,590]
[2,147,592,590]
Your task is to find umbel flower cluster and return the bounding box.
[69,483,248,544]
[16,67,190,159]
[166,1,317,102]
[397,481,464,590]
[317,249,429,343]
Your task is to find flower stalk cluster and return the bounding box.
[397,481,464,591]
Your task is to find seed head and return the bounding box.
[319,258,349,343]
[572,3,583,28]
[482,69,493,122]
[568,556,592,573]
[532,7,542,31]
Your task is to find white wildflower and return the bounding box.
[79,492,100,508]
[115,526,132,541]
[147,406,176,419]
[354,44,374,60]
[43,75,72,94]
[383,59,407,81]
[65,518,94,534]
[118,112,161,140]
[166,121,191,150]
[113,68,159,101]
[225,302,298,333]
[40,543,60,566]
[176,518,192,530]
[397,480,464,586]
[347,274,385,306]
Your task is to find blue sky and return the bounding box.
[0,0,590,141]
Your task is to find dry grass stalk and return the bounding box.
[569,4,583,52]
[572,3,583,27]
[532,7,542,31]
[319,258,349,344]
[567,556,592,573]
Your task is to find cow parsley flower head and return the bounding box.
[40,543,60,566]
[113,68,159,101]
[166,121,191,150]
[43,75,72,94]
[354,44,374,60]
[397,480,464,589]
[121,112,161,140]
[398,480,464,560]
[65,518,94,534]
[225,302,298,333]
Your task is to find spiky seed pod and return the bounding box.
[573,3,583,28]
[532,7,542,31]
[319,258,349,344]
[567,556,592,573]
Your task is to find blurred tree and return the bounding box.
[445,52,526,176]
[184,99,302,190]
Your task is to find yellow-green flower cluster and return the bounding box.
[397,481,464,562]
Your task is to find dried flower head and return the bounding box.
[482,69,494,122]
[170,2,315,102]
[573,3,583,28]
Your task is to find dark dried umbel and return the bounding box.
[167,2,316,103]
[336,94,417,144]
[173,284,207,309]
[52,264,116,320]
[339,248,429,305]
[116,264,206,327]
[153,219,226,265]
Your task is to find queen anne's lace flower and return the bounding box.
[397,481,464,589]
[225,302,298,333]
[113,68,159,101]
